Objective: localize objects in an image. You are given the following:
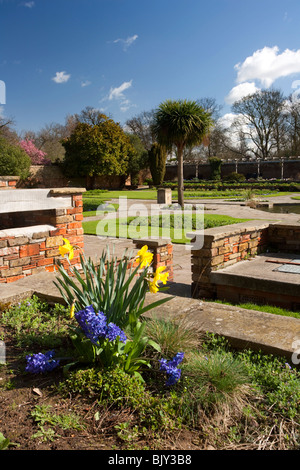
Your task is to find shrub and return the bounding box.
[148,142,167,186]
[0,137,31,178]
[208,157,222,180]
[223,172,246,182]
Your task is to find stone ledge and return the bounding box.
[49,188,86,196]
[133,238,172,247]
[0,224,56,238]
[187,221,270,243]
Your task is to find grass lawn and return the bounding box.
[291,196,300,200]
[212,300,300,319]
[82,213,250,244]
[83,189,295,208]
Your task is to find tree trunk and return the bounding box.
[177,144,184,207]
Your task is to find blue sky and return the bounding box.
[1,0,300,135]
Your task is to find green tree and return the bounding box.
[151,99,212,206]
[208,157,222,180]
[61,116,135,189]
[126,133,148,186]
[0,138,31,178]
[148,142,167,186]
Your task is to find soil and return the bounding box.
[0,339,204,452]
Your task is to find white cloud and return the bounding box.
[52,71,71,84]
[0,106,4,118]
[113,34,138,51]
[24,1,35,7]
[225,82,260,105]
[235,46,300,87]
[81,80,91,87]
[218,113,238,129]
[108,80,132,100]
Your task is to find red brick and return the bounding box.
[37,258,54,267]
[6,275,25,283]
[75,214,83,221]
[27,244,40,256]
[67,222,82,230]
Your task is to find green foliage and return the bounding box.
[0,295,69,349]
[148,142,167,186]
[152,99,212,205]
[31,404,84,442]
[55,249,170,332]
[144,317,202,358]
[58,366,145,407]
[0,137,31,178]
[61,117,135,181]
[209,157,222,180]
[126,133,149,186]
[223,172,246,182]
[151,99,212,150]
[181,351,250,413]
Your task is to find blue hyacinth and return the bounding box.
[25,350,60,374]
[75,305,127,345]
[159,352,184,386]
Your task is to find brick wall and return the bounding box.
[133,238,173,282]
[190,222,270,299]
[0,189,85,283]
[0,176,20,190]
[268,223,300,253]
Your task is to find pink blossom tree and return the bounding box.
[19,139,51,165]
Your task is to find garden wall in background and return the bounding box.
[165,159,300,181]
[26,165,128,190]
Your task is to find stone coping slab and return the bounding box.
[211,253,300,300]
[0,224,56,238]
[187,221,270,242]
[49,188,86,196]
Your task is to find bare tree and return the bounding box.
[125,110,155,151]
[231,89,285,160]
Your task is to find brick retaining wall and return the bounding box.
[0,188,85,283]
[189,220,300,303]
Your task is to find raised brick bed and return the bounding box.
[189,221,300,309]
[0,188,85,283]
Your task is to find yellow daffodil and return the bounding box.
[136,245,153,268]
[59,238,74,261]
[70,303,75,319]
[148,266,169,294]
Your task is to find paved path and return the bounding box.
[1,193,300,363]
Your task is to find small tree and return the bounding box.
[126,133,148,186]
[0,138,31,178]
[151,99,212,206]
[19,139,51,165]
[62,116,134,189]
[209,157,222,180]
[148,142,167,187]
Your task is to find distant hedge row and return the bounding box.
[158,180,300,192]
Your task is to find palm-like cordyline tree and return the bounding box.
[151,99,212,206]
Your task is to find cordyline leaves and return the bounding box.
[151,99,212,149]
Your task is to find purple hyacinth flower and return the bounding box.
[159,352,184,386]
[25,350,60,374]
